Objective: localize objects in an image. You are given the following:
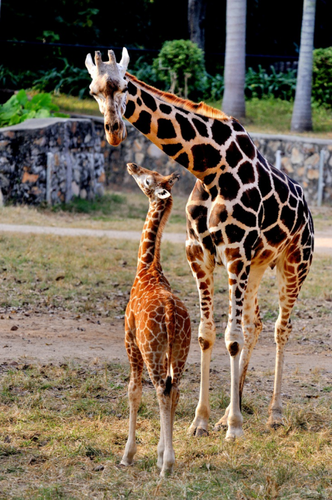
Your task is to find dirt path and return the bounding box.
[0,223,331,253]
[1,309,331,379]
[0,224,331,376]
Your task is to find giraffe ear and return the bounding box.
[168,173,180,185]
[155,187,171,199]
[119,47,130,77]
[85,53,96,77]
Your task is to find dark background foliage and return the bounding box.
[1,0,332,75]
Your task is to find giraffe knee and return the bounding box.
[227,342,240,357]
[275,318,292,345]
[199,336,212,351]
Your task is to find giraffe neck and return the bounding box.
[137,196,172,272]
[124,73,249,183]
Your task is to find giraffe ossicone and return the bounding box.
[122,162,191,476]
[86,48,314,441]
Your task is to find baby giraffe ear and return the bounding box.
[155,187,171,199]
[168,172,180,185]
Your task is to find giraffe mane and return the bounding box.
[126,73,230,121]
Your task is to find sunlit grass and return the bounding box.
[52,94,100,116]
[0,191,187,233]
[52,93,332,138]
[208,97,332,138]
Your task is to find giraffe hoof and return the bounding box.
[225,427,244,441]
[268,421,284,430]
[118,461,132,468]
[214,421,227,432]
[193,427,209,437]
[267,414,284,430]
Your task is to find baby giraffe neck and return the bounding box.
[137,197,173,271]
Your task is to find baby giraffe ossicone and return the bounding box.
[121,163,191,476]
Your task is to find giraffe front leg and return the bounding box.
[186,240,215,437]
[267,255,308,429]
[215,267,265,432]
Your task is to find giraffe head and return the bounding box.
[85,48,130,146]
[127,163,180,201]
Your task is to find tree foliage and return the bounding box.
[0,90,68,127]
[153,40,207,99]
[312,47,332,108]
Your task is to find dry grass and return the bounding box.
[0,200,331,499]
[0,361,331,499]
[0,192,187,233]
[0,230,331,323]
[1,195,331,235]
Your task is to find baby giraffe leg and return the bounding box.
[121,351,143,466]
[156,385,178,476]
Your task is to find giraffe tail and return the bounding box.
[164,297,176,397]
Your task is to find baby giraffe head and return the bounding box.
[85,48,130,146]
[127,163,180,201]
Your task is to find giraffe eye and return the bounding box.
[144,178,151,187]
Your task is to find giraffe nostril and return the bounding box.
[105,123,110,132]
[112,122,119,132]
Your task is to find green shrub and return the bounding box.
[152,39,208,100]
[0,65,38,91]
[245,65,297,100]
[131,56,162,88]
[312,47,332,108]
[33,58,91,98]
[207,73,224,101]
[0,89,68,127]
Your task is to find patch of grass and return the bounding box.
[52,94,99,116]
[208,97,332,138]
[0,190,188,232]
[0,362,331,499]
[52,193,126,216]
[54,93,332,139]
[0,227,330,324]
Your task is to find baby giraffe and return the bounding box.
[121,163,191,476]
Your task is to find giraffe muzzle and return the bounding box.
[104,121,127,146]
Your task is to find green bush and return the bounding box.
[206,73,224,101]
[312,47,332,108]
[152,39,208,100]
[0,89,68,127]
[33,58,91,98]
[131,56,162,87]
[0,65,38,91]
[245,65,297,100]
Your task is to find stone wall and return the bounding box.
[95,119,332,206]
[0,118,105,205]
[251,132,332,206]
[1,116,332,206]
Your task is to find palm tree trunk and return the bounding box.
[222,0,247,119]
[188,0,207,52]
[291,0,316,132]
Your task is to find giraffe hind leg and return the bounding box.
[121,344,144,466]
[267,246,312,428]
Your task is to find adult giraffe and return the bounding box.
[85,48,314,440]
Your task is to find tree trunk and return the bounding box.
[188,0,207,52]
[222,0,247,119]
[291,0,316,132]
